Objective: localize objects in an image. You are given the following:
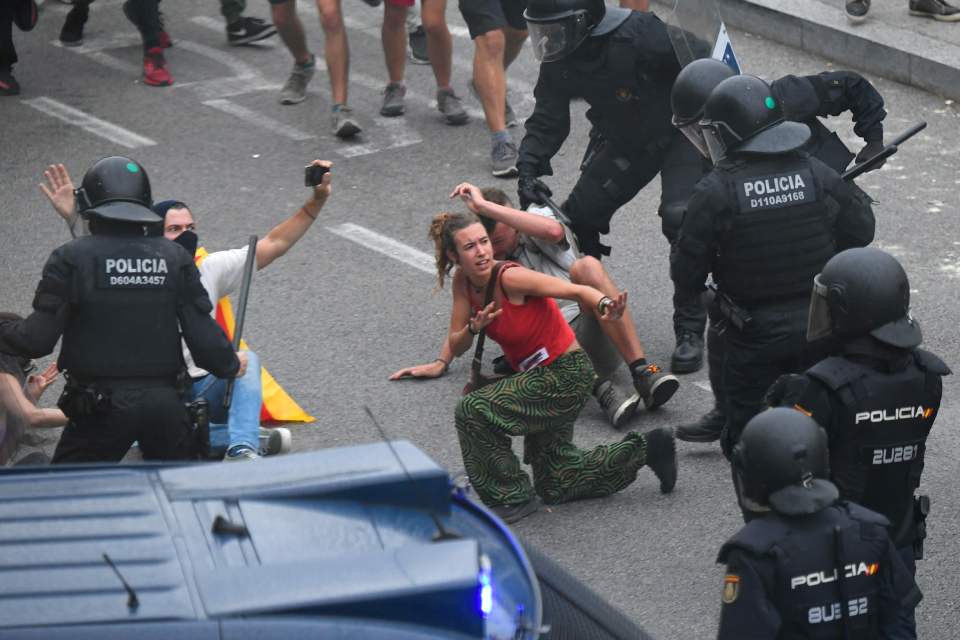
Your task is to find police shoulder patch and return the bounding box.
[722,574,740,604]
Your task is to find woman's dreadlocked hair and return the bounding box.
[428,211,481,289]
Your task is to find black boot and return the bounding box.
[676,408,725,443]
[644,427,677,493]
[670,331,704,374]
[60,4,89,47]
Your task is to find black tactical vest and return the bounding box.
[56,235,188,378]
[720,503,892,639]
[806,350,948,547]
[713,155,837,303]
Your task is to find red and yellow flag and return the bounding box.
[196,248,314,424]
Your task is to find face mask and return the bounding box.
[173,230,199,257]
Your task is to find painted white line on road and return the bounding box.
[22,97,157,148]
[52,36,142,75]
[338,116,423,157]
[326,223,434,274]
[692,380,713,393]
[202,99,315,141]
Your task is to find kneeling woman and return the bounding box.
[430,212,677,523]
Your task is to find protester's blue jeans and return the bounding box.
[188,350,261,455]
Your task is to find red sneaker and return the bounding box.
[142,47,173,87]
[159,30,173,49]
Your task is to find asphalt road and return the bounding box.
[2,1,959,638]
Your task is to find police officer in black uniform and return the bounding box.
[517,1,704,352]
[766,247,949,639]
[718,407,921,639]
[0,156,240,463]
[669,58,887,442]
[671,74,875,483]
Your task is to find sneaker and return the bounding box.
[59,4,88,47]
[0,70,20,96]
[845,0,871,22]
[670,331,704,374]
[437,88,469,125]
[643,426,677,493]
[226,16,278,46]
[224,444,260,461]
[13,0,39,32]
[490,496,540,524]
[258,426,292,456]
[676,408,725,443]
[142,47,173,86]
[909,0,960,20]
[594,379,640,430]
[279,56,315,105]
[357,0,382,5]
[407,25,429,65]
[332,105,362,138]
[633,364,680,410]
[491,139,519,177]
[380,82,406,117]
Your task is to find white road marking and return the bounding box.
[692,380,713,393]
[337,116,423,157]
[52,35,142,75]
[326,223,434,274]
[22,97,157,148]
[202,99,315,141]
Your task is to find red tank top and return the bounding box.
[468,262,575,371]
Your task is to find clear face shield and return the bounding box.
[699,120,735,165]
[673,117,711,159]
[806,275,833,342]
[528,12,590,63]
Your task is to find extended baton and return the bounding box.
[223,235,257,410]
[540,194,573,227]
[842,121,926,182]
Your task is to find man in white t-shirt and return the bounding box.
[41,161,331,460]
[391,183,679,430]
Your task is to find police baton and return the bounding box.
[223,235,257,410]
[540,194,573,227]
[841,121,926,182]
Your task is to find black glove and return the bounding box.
[518,176,552,211]
[855,139,885,171]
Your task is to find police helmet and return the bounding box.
[670,59,737,158]
[807,247,922,348]
[75,156,160,225]
[699,75,810,164]
[732,408,838,516]
[524,0,628,62]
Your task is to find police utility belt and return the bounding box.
[57,371,185,417]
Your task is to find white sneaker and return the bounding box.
[258,427,292,456]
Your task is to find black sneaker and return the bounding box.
[670,331,704,374]
[491,497,540,524]
[408,24,429,65]
[909,0,960,20]
[644,427,677,494]
[632,364,680,410]
[13,0,38,32]
[676,408,725,443]
[845,0,871,22]
[226,16,278,46]
[594,379,640,430]
[59,3,88,47]
[0,70,20,96]
[357,0,383,5]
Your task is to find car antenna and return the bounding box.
[102,552,139,609]
[363,405,459,542]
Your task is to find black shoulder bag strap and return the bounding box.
[470,261,504,384]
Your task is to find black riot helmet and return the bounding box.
[524,0,627,62]
[732,408,839,516]
[670,58,737,158]
[699,74,810,164]
[807,247,922,348]
[75,156,160,225]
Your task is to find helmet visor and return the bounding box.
[676,122,710,159]
[806,275,833,342]
[527,13,588,62]
[700,122,728,164]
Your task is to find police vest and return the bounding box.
[570,13,678,159]
[806,350,948,548]
[714,155,836,303]
[719,502,892,639]
[57,235,188,378]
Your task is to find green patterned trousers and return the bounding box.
[455,349,649,507]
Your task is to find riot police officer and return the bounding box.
[718,407,921,639]
[766,247,949,639]
[670,58,887,442]
[0,156,240,463]
[670,75,875,481]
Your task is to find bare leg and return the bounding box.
[271,0,312,64]
[315,0,349,105]
[472,29,506,133]
[570,257,646,362]
[421,0,452,90]
[502,25,527,70]
[382,2,406,84]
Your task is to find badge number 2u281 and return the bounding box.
[722,574,740,604]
